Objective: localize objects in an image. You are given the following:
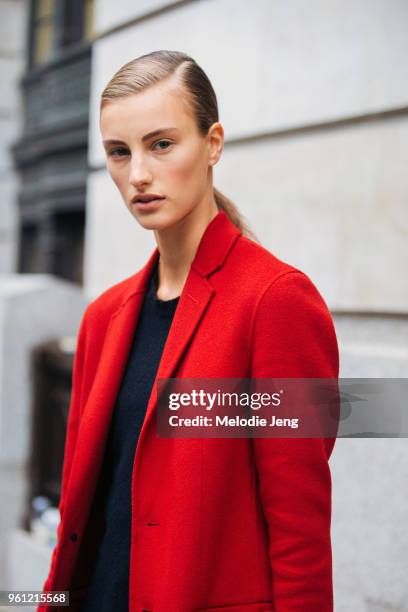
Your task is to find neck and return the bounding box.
[153,196,219,300]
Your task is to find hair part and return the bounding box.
[100,50,259,243]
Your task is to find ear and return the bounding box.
[207,122,224,167]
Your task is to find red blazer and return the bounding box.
[39,210,339,612]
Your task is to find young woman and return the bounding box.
[39,50,339,612]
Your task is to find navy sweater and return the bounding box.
[81,261,179,611]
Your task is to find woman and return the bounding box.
[39,50,339,612]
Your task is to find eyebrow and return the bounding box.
[103,127,180,146]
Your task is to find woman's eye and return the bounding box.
[108,148,129,158]
[152,140,173,152]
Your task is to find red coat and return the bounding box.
[39,210,339,612]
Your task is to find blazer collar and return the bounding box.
[114,209,241,315]
[191,208,242,276]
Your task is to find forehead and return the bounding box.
[100,80,196,138]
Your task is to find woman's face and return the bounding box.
[100,79,223,231]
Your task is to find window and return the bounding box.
[32,0,56,66]
[31,0,95,67]
[85,0,95,41]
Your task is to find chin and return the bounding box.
[131,209,183,232]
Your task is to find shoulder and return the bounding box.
[230,235,337,349]
[238,237,339,378]
[229,234,327,307]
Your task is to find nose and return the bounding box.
[128,152,152,189]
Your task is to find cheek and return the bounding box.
[169,145,207,184]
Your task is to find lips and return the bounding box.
[132,194,165,204]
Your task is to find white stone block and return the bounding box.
[331,438,408,611]
[7,528,53,609]
[95,0,180,34]
[0,0,28,56]
[0,465,26,590]
[216,116,408,313]
[0,275,88,464]
[0,56,25,115]
[0,234,17,275]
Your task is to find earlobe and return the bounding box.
[210,143,223,166]
[211,150,221,167]
[209,141,223,166]
[209,153,220,167]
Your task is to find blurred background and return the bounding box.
[0,1,407,610]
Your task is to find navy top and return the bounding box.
[81,260,180,612]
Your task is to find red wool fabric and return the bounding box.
[38,210,339,612]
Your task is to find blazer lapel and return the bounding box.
[136,266,215,449]
[64,250,160,514]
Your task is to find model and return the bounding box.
[39,49,339,612]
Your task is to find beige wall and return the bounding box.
[85,0,408,316]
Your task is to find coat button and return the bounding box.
[69,533,78,542]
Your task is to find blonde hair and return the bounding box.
[100,49,259,242]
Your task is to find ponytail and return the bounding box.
[214,187,260,243]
